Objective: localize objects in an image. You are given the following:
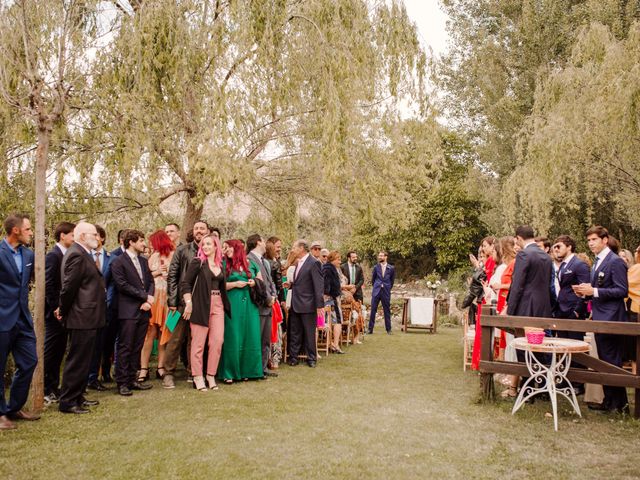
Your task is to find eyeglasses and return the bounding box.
[311,246,321,250]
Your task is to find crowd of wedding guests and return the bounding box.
[0,214,386,429]
[463,225,639,414]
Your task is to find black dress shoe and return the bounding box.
[130,381,152,391]
[60,406,90,414]
[307,361,317,368]
[81,398,100,406]
[87,381,107,391]
[118,385,133,396]
[287,360,299,367]
[367,330,373,334]
[587,402,609,411]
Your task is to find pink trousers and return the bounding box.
[190,294,224,376]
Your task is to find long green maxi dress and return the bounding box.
[218,260,263,380]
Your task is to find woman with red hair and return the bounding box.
[217,239,263,383]
[138,229,175,382]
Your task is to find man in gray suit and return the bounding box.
[247,234,278,377]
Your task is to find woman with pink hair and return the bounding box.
[181,235,230,391]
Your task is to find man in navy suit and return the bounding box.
[0,214,39,429]
[110,229,155,396]
[43,221,75,403]
[507,226,553,318]
[368,251,395,334]
[551,235,590,336]
[287,239,324,367]
[551,235,590,394]
[87,225,113,391]
[574,226,630,413]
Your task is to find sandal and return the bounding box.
[206,375,219,390]
[156,367,166,379]
[137,367,149,383]
[223,379,233,385]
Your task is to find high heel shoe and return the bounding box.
[206,375,218,390]
[137,367,149,383]
[193,376,207,392]
[156,367,166,379]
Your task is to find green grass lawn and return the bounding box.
[2,327,639,479]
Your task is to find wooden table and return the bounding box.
[511,337,590,431]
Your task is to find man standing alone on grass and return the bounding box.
[368,251,395,334]
[0,214,39,430]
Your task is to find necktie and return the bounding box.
[591,256,599,283]
[350,264,355,284]
[95,251,101,271]
[132,255,143,281]
[558,261,566,281]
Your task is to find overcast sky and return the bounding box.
[403,0,450,58]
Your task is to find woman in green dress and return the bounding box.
[218,239,263,383]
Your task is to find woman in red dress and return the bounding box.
[471,237,495,371]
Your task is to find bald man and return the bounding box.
[57,222,106,414]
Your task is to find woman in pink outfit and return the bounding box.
[181,235,230,391]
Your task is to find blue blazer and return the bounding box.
[0,240,34,332]
[371,263,395,299]
[553,255,590,319]
[590,251,628,323]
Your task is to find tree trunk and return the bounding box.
[181,193,203,242]
[29,123,51,413]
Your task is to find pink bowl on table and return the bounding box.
[526,331,545,345]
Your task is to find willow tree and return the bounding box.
[0,0,106,410]
[502,21,640,242]
[79,0,425,235]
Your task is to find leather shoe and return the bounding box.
[264,371,279,377]
[130,381,152,391]
[0,415,17,430]
[287,359,299,367]
[87,381,107,392]
[59,406,90,414]
[588,402,609,411]
[386,330,392,335]
[307,361,317,368]
[81,399,100,407]
[7,410,41,421]
[118,385,133,396]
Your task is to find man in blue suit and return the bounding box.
[0,214,39,430]
[551,235,590,395]
[551,235,591,335]
[574,226,630,413]
[368,250,395,334]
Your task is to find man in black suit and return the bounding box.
[110,229,155,396]
[507,226,553,318]
[287,239,324,367]
[43,221,75,403]
[341,251,364,302]
[57,222,106,414]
